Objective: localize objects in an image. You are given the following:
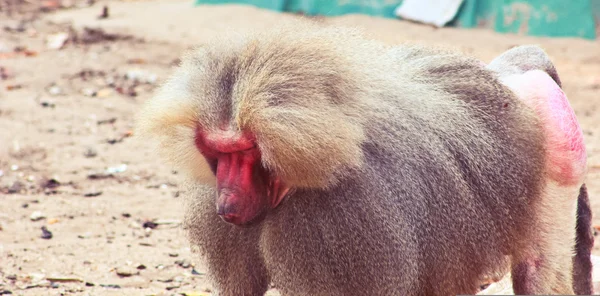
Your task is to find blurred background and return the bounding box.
[0,0,599,295]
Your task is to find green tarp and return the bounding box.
[195,0,598,39]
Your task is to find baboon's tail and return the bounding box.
[573,183,594,295]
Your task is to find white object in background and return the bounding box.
[394,0,465,28]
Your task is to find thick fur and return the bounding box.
[137,20,583,295]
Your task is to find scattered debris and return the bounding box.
[97,117,117,125]
[81,88,97,97]
[168,253,179,258]
[0,290,12,295]
[30,211,46,221]
[40,100,56,108]
[0,67,13,80]
[96,88,113,98]
[87,164,127,179]
[40,226,53,239]
[98,5,109,19]
[106,164,127,174]
[84,147,98,158]
[156,277,173,283]
[121,212,131,218]
[47,218,59,225]
[115,266,137,277]
[73,27,133,45]
[0,47,37,59]
[99,284,121,289]
[106,137,124,145]
[191,269,204,276]
[41,177,61,188]
[175,259,191,269]
[46,276,83,283]
[180,292,211,296]
[154,219,181,226]
[142,220,158,229]
[136,264,146,270]
[3,21,27,33]
[125,69,157,84]
[7,181,24,194]
[47,84,63,96]
[139,242,154,247]
[46,32,69,50]
[40,0,62,12]
[127,58,146,64]
[83,190,103,197]
[6,84,23,91]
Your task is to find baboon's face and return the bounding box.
[194,126,290,225]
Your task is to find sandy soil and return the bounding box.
[0,1,599,295]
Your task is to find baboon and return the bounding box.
[136,20,592,295]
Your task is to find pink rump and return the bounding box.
[500,70,586,186]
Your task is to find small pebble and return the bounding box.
[83,191,103,197]
[40,100,56,108]
[121,213,131,218]
[142,221,158,229]
[168,253,179,258]
[8,181,24,194]
[48,85,62,96]
[191,269,204,276]
[77,232,92,239]
[46,276,83,283]
[175,259,191,269]
[115,266,136,277]
[96,88,113,98]
[81,88,97,97]
[30,211,46,221]
[84,147,98,158]
[41,226,53,239]
[10,164,18,171]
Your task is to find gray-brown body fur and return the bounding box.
[137,20,585,295]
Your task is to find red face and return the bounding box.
[195,127,289,225]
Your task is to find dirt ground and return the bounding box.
[0,0,599,295]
